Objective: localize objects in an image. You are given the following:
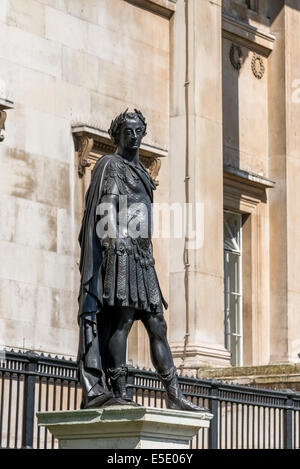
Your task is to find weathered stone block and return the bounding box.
[6,0,46,37]
[45,6,88,52]
[62,47,99,91]
[0,22,62,78]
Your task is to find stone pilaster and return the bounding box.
[268,1,300,365]
[169,0,230,372]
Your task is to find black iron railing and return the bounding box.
[0,350,300,449]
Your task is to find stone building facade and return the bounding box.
[0,0,300,385]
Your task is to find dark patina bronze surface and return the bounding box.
[77,109,206,411]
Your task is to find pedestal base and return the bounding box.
[37,406,213,449]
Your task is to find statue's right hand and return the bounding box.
[101,237,117,252]
[101,237,127,255]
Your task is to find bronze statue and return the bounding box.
[77,109,205,411]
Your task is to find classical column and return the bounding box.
[169,0,230,372]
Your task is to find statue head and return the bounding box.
[108,109,147,152]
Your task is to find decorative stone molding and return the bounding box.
[222,13,275,57]
[72,124,168,185]
[230,44,244,71]
[124,0,176,19]
[0,98,14,143]
[223,166,275,366]
[224,165,275,209]
[251,52,265,79]
[76,135,94,178]
[224,164,274,210]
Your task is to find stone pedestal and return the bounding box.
[37,406,213,449]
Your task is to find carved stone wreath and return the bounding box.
[251,53,265,79]
[230,44,244,71]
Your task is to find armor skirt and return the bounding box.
[101,237,167,314]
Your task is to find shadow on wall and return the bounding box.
[222,0,300,172]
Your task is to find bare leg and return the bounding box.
[107,307,135,369]
[140,312,174,374]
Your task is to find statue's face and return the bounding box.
[119,118,145,151]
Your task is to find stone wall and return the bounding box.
[0,0,170,360]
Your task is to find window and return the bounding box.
[224,211,243,366]
[246,0,259,13]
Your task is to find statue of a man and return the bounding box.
[77,109,204,411]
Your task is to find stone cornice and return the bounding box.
[222,13,276,56]
[224,165,275,211]
[224,165,275,190]
[124,0,176,19]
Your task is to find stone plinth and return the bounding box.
[37,406,213,449]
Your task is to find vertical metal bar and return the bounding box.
[127,369,134,402]
[14,374,20,448]
[268,407,271,449]
[37,376,42,449]
[279,408,282,449]
[274,408,277,449]
[21,354,38,449]
[0,371,4,448]
[298,409,300,449]
[230,401,233,449]
[253,405,256,449]
[74,381,78,410]
[293,410,296,449]
[246,404,249,449]
[59,379,64,411]
[284,393,294,450]
[6,372,13,448]
[44,376,49,449]
[219,400,223,449]
[236,402,239,449]
[208,383,218,449]
[263,406,266,449]
[51,378,57,449]
[257,406,260,449]
[141,387,145,406]
[225,401,228,449]
[241,404,244,449]
[67,380,71,410]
